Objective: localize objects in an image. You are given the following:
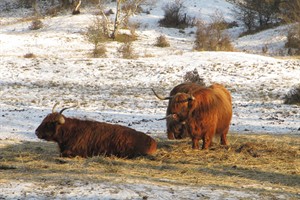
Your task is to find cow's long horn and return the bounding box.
[151,88,173,100]
[59,102,79,114]
[156,114,174,121]
[52,102,60,113]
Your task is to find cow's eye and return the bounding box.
[47,123,55,128]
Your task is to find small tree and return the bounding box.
[85,17,109,57]
[110,0,146,39]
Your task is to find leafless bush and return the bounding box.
[285,25,300,55]
[159,0,195,29]
[118,41,136,59]
[155,35,170,47]
[128,22,140,38]
[29,19,43,30]
[24,53,36,58]
[194,16,234,52]
[284,84,300,105]
[85,17,110,56]
[45,5,62,16]
[93,44,107,58]
[183,68,205,86]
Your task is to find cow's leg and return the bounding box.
[202,134,212,149]
[61,149,74,157]
[202,127,216,149]
[192,137,200,149]
[187,123,200,149]
[167,131,175,139]
[220,127,229,146]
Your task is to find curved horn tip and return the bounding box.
[52,102,60,113]
[156,114,174,121]
[151,88,172,100]
[59,102,78,114]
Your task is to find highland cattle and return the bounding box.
[35,103,157,158]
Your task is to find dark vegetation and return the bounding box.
[284,84,300,105]
[158,0,195,29]
[183,68,206,86]
[5,0,300,55]
[229,0,300,54]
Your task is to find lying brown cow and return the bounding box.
[152,83,204,139]
[155,83,232,150]
[35,103,157,158]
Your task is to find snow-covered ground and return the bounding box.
[1,0,299,199]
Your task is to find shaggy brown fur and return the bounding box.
[35,112,157,158]
[166,83,204,139]
[169,83,232,149]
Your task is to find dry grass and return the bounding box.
[0,133,299,198]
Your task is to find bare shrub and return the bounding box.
[262,44,269,54]
[114,33,136,43]
[194,16,234,52]
[45,5,62,16]
[183,68,205,86]
[284,84,300,105]
[24,53,36,58]
[128,22,140,38]
[159,0,195,29]
[29,19,43,30]
[93,44,107,58]
[85,17,110,56]
[285,25,300,55]
[118,41,136,59]
[155,35,170,47]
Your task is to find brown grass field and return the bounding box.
[0,133,299,199]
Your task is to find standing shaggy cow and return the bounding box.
[35,103,157,158]
[154,83,232,149]
[152,83,204,139]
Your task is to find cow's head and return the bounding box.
[35,103,74,141]
[167,93,194,122]
[152,88,194,138]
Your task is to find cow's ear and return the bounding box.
[172,114,179,121]
[57,115,65,125]
[188,94,195,101]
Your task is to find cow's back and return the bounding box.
[209,84,232,135]
[87,123,157,158]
